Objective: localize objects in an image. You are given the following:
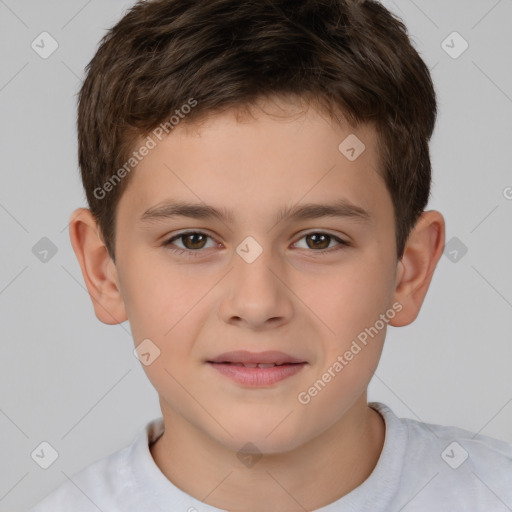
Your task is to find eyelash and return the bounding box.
[162,231,350,258]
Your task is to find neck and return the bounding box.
[150,395,385,511]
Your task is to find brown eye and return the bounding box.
[163,230,349,258]
[179,233,208,250]
[294,232,348,252]
[163,231,216,255]
[305,233,331,250]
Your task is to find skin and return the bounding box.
[69,95,445,511]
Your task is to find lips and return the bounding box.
[222,362,286,368]
[207,350,306,366]
[207,350,307,387]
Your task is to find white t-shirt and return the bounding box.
[29,402,512,511]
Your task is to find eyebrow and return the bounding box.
[140,199,372,226]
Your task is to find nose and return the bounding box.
[217,242,294,331]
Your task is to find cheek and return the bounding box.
[123,264,217,393]
[119,256,203,340]
[312,256,395,342]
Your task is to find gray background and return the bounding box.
[1,0,511,510]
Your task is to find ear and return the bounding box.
[389,210,445,327]
[68,208,127,325]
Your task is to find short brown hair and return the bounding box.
[77,0,437,262]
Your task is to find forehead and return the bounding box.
[117,97,390,228]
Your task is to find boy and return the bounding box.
[30,0,512,510]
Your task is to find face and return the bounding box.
[112,97,401,453]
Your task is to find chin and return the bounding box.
[214,418,312,456]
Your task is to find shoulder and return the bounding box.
[27,419,161,512]
[28,446,129,512]
[372,402,512,510]
[402,407,512,474]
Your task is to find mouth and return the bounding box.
[207,350,306,365]
[206,351,307,387]
[212,362,297,368]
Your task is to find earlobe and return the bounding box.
[68,208,128,325]
[389,210,445,327]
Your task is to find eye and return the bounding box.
[162,230,350,258]
[163,231,218,256]
[293,232,349,253]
